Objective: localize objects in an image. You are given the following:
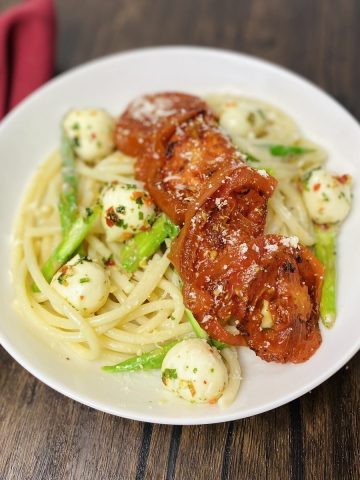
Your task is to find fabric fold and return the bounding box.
[0,0,55,118]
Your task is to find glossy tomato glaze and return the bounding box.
[115,93,324,363]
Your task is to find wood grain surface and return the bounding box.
[0,1,359,479]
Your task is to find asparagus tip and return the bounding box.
[321,313,336,329]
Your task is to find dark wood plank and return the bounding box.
[0,348,144,480]
[0,0,359,479]
[301,356,360,480]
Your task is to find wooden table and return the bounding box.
[0,1,359,478]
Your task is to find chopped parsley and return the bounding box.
[71,122,80,130]
[85,207,93,217]
[75,255,92,265]
[302,167,321,191]
[72,137,80,148]
[138,211,144,220]
[116,205,126,214]
[58,273,68,286]
[79,277,90,283]
[162,368,178,380]
[117,219,128,229]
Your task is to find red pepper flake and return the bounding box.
[336,174,349,184]
[105,257,115,267]
[60,265,69,274]
[80,295,85,300]
[91,132,97,139]
[105,207,119,227]
[313,183,321,191]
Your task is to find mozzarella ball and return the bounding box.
[302,168,352,224]
[161,339,228,404]
[101,182,156,242]
[50,254,110,316]
[63,108,115,162]
[219,103,268,138]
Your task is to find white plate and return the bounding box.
[0,47,359,425]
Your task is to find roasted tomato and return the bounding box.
[170,164,277,282]
[116,93,250,224]
[114,92,209,161]
[231,236,323,363]
[145,114,244,223]
[115,92,324,362]
[176,234,323,360]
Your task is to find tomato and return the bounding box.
[114,92,209,162]
[115,92,324,362]
[170,164,277,281]
[175,233,323,361]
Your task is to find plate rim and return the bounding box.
[0,45,359,425]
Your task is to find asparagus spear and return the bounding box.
[185,308,226,350]
[119,213,179,272]
[33,206,100,291]
[267,144,314,157]
[102,341,179,373]
[314,224,337,328]
[103,306,226,374]
[58,131,78,234]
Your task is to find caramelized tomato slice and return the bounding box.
[146,114,242,223]
[196,235,323,362]
[177,235,323,357]
[114,92,209,160]
[170,164,277,282]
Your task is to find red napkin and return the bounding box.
[0,0,55,119]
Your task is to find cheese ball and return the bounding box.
[101,182,156,242]
[302,168,352,224]
[63,108,115,161]
[161,339,228,404]
[219,103,268,138]
[50,255,110,316]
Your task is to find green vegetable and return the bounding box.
[119,214,179,272]
[102,341,179,373]
[58,131,79,234]
[245,152,260,163]
[162,368,178,380]
[314,224,337,328]
[268,144,314,157]
[185,308,208,339]
[33,206,100,291]
[184,308,227,350]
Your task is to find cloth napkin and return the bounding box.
[0,0,55,119]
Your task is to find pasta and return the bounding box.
[12,150,192,363]
[11,92,352,406]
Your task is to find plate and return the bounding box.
[0,46,359,425]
